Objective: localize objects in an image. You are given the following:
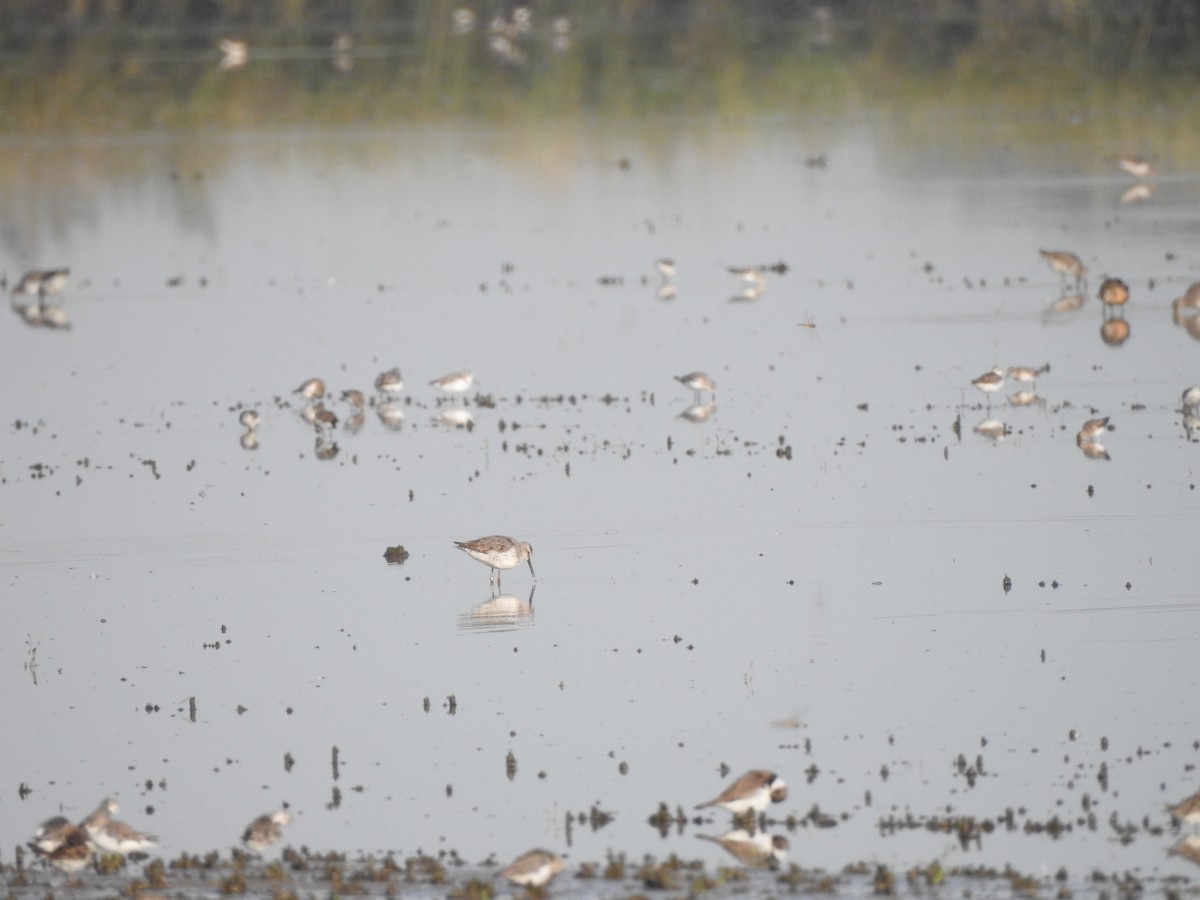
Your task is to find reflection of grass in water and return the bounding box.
[24,634,39,685]
[0,18,1194,194]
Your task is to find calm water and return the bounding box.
[3,35,1200,896]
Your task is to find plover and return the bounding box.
[695,769,788,815]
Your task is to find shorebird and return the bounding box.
[238,409,260,430]
[293,378,325,402]
[1098,277,1130,308]
[313,407,338,431]
[1007,364,1049,386]
[374,368,404,398]
[971,367,1005,404]
[1040,250,1086,289]
[430,370,475,398]
[30,816,76,854]
[1117,154,1153,178]
[341,389,366,409]
[728,265,767,285]
[675,371,716,401]
[655,258,677,280]
[1077,416,1110,443]
[37,826,91,873]
[81,798,156,855]
[242,810,291,854]
[454,535,534,589]
[695,769,788,816]
[1182,385,1200,410]
[499,849,565,887]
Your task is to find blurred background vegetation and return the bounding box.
[1,0,1198,134]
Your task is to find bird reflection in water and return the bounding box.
[1007,390,1041,408]
[10,267,72,329]
[377,401,405,430]
[680,402,716,423]
[437,407,474,428]
[1076,416,1111,461]
[314,435,339,461]
[973,419,1007,441]
[698,830,789,869]
[1169,834,1200,867]
[1172,282,1200,341]
[1119,183,1152,205]
[1042,291,1087,320]
[458,586,535,633]
[1100,317,1131,347]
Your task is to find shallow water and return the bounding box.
[3,29,1200,897]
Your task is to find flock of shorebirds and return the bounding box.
[232,343,723,457]
[27,771,791,888]
[29,778,1200,885]
[968,246,1200,453]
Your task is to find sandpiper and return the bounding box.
[454,535,534,589]
[1183,386,1200,410]
[1007,364,1049,385]
[313,407,338,431]
[971,367,1005,401]
[1117,154,1153,178]
[12,267,70,302]
[1098,277,1130,307]
[655,258,677,280]
[341,389,366,409]
[40,827,91,873]
[430,370,475,397]
[238,409,260,430]
[675,371,716,401]
[1078,416,1109,441]
[31,816,76,854]
[81,798,156,855]
[1040,250,1086,288]
[695,770,788,815]
[374,368,404,398]
[499,849,565,887]
[293,378,326,401]
[242,810,292,853]
[1169,789,1200,826]
[728,265,767,285]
